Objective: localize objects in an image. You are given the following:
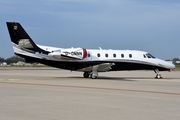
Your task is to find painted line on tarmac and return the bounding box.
[8,79,21,81]
[0,81,180,96]
[0,78,21,81]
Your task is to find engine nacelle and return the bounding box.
[49,48,87,60]
[49,51,61,59]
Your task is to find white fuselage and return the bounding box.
[37,45,175,71]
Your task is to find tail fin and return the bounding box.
[6,22,49,54]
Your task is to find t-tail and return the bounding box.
[6,22,49,55]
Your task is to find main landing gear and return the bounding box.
[83,65,99,79]
[83,71,98,79]
[154,69,162,79]
[83,72,90,78]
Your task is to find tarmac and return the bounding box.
[0,67,180,120]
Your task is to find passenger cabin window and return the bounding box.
[113,54,116,58]
[121,54,124,58]
[97,53,100,57]
[105,53,108,57]
[129,54,132,58]
[88,53,91,57]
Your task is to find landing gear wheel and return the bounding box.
[155,74,162,79]
[154,69,163,79]
[90,74,97,79]
[83,72,90,78]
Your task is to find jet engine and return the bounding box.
[49,48,87,60]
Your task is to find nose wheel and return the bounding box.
[154,69,162,79]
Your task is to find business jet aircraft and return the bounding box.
[6,22,175,79]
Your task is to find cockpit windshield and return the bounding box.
[146,53,156,59]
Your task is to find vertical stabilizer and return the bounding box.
[6,22,49,54]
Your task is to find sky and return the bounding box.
[0,0,180,60]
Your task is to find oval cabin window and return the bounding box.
[113,54,116,58]
[97,53,100,57]
[121,54,124,58]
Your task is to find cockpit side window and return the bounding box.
[146,54,151,58]
[143,54,146,58]
[149,53,156,58]
[145,53,156,59]
[147,53,156,58]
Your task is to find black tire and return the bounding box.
[83,72,89,78]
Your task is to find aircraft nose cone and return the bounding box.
[166,61,175,69]
[170,63,175,69]
[158,59,176,70]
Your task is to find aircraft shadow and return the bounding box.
[97,76,180,80]
[70,76,134,81]
[97,76,149,81]
[54,76,154,81]
[54,76,180,81]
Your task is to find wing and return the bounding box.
[78,63,115,72]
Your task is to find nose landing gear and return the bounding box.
[154,69,162,79]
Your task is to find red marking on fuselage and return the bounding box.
[82,48,87,59]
